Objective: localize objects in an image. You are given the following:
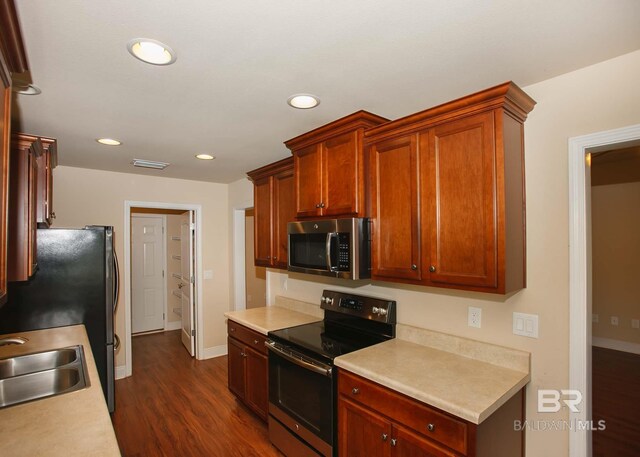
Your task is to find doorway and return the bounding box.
[123,201,204,378]
[568,123,640,457]
[244,208,267,309]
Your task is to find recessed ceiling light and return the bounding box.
[287,94,320,109]
[132,159,170,170]
[127,38,177,65]
[195,154,215,160]
[13,84,42,95]
[96,138,122,146]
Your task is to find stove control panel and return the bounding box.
[320,290,396,324]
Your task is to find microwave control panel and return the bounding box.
[338,233,350,270]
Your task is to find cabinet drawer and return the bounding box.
[338,370,467,454]
[227,320,268,355]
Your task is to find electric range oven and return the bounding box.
[266,290,396,457]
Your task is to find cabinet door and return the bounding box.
[369,134,422,281]
[322,131,361,217]
[253,176,273,267]
[27,150,38,275]
[273,167,295,269]
[0,59,10,304]
[391,424,458,457]
[245,347,268,420]
[339,396,392,457]
[425,111,497,288]
[294,144,322,218]
[227,337,246,400]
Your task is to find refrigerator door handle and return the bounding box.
[113,251,120,315]
[114,334,121,350]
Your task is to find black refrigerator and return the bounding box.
[0,226,118,412]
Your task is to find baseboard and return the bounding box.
[115,365,127,380]
[201,344,228,360]
[592,337,640,355]
[164,321,181,331]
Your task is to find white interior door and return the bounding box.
[131,216,165,334]
[180,211,196,356]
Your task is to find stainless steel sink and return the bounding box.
[0,346,89,408]
[0,347,78,379]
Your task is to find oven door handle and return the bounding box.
[266,341,333,378]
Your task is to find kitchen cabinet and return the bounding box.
[338,369,524,457]
[285,111,388,219]
[247,157,295,269]
[0,0,30,305]
[366,82,535,294]
[227,320,268,421]
[35,137,57,227]
[8,133,42,282]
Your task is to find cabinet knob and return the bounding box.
[273,256,277,261]
[51,212,56,219]
[230,327,235,332]
[390,438,397,447]
[319,202,325,208]
[429,265,436,273]
[254,339,259,345]
[427,423,436,432]
[381,433,388,442]
[351,387,360,395]
[411,264,417,271]
[266,255,271,260]
[315,203,320,208]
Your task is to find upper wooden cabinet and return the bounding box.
[35,137,57,227]
[8,133,42,282]
[285,111,389,219]
[247,157,295,269]
[0,0,30,304]
[366,82,535,294]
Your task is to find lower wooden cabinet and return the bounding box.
[227,320,268,421]
[338,369,524,457]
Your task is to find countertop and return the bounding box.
[0,325,120,457]
[224,305,322,335]
[334,325,530,425]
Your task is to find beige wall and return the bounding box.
[244,213,267,309]
[227,177,254,310]
[241,50,640,456]
[165,214,183,324]
[592,182,640,344]
[53,166,230,366]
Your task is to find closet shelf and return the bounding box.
[172,290,183,299]
[171,272,182,279]
[173,307,182,317]
[171,255,181,261]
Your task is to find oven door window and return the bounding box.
[288,233,329,270]
[269,351,332,444]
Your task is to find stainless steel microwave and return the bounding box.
[287,218,370,280]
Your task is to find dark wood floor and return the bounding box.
[111,331,283,457]
[592,346,640,457]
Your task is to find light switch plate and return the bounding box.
[468,307,482,328]
[611,316,619,326]
[513,312,539,338]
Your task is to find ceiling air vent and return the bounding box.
[132,159,170,170]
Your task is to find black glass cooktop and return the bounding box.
[268,319,390,364]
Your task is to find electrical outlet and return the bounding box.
[592,314,599,324]
[513,312,539,338]
[611,316,619,326]
[632,319,640,329]
[468,307,482,328]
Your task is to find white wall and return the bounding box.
[230,50,640,456]
[53,166,230,366]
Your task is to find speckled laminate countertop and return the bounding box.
[224,305,322,335]
[0,325,121,457]
[334,325,530,425]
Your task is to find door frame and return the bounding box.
[568,123,640,457]
[123,201,203,377]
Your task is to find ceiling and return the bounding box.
[12,0,640,184]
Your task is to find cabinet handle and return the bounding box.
[411,264,417,270]
[390,438,397,447]
[381,433,388,442]
[254,339,259,344]
[429,265,436,273]
[351,387,360,395]
[427,423,435,432]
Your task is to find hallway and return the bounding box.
[111,331,283,456]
